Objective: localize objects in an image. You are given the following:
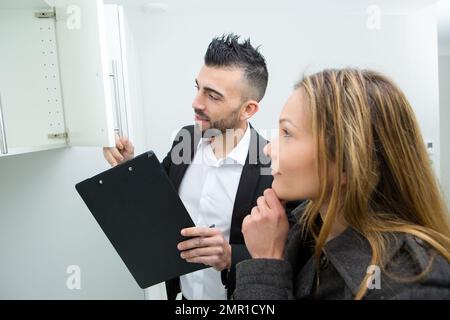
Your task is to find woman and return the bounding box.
[234,68,450,299]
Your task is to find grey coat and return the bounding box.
[233,222,450,300]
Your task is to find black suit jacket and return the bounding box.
[161,124,296,299]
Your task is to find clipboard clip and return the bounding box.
[98,166,134,185]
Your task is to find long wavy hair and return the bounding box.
[296,68,450,299]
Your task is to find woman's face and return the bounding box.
[265,88,320,201]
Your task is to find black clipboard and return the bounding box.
[75,151,207,289]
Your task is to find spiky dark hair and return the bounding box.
[204,33,268,102]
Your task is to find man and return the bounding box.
[103,34,296,300]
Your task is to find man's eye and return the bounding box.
[209,94,219,101]
[194,85,199,90]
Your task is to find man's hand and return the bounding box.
[178,227,231,271]
[242,188,289,260]
[103,134,135,167]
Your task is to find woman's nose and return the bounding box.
[266,136,280,159]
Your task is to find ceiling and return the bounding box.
[122,0,449,53]
[1,0,447,52]
[106,0,438,14]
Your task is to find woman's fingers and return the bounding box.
[263,188,284,213]
[256,195,269,212]
[250,206,260,217]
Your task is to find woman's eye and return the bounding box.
[281,128,291,137]
[194,85,199,91]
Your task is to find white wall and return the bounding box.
[438,0,450,55]
[117,0,441,299]
[0,148,144,299]
[440,54,450,205]
[123,1,441,176]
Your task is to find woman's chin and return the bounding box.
[272,180,306,202]
[271,181,286,200]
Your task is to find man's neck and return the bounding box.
[211,122,248,160]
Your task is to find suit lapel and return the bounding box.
[229,126,269,242]
[171,125,201,191]
[229,163,261,242]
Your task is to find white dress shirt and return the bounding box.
[178,124,251,300]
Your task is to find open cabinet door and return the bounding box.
[54,0,115,147]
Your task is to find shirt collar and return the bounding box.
[226,123,250,165]
[196,123,250,166]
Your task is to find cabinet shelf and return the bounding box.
[0,0,130,158]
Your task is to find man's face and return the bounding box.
[192,65,247,134]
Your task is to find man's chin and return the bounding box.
[195,120,210,131]
[195,124,225,138]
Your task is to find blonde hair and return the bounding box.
[296,68,450,299]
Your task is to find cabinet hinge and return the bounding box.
[48,132,68,139]
[35,10,56,19]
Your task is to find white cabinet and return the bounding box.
[103,4,132,140]
[0,0,130,157]
[0,2,67,156]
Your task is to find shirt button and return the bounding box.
[414,236,425,246]
[320,254,329,269]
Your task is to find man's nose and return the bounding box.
[192,93,205,111]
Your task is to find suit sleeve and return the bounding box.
[161,126,193,175]
[233,258,295,300]
[161,146,173,175]
[221,200,305,297]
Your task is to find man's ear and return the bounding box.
[240,100,259,121]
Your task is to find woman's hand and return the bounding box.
[242,188,289,260]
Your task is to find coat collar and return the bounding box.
[323,227,409,296]
[289,204,415,298]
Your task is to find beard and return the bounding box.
[195,106,241,137]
